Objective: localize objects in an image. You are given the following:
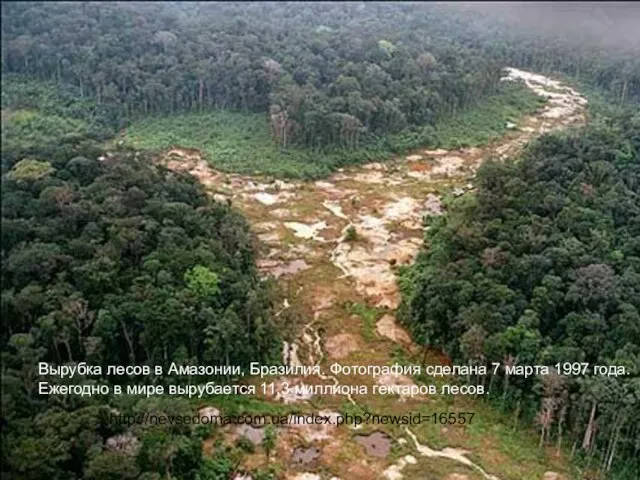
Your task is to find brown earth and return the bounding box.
[157,67,587,480]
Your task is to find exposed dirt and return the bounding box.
[376,314,413,347]
[197,406,220,419]
[233,424,266,445]
[383,455,417,480]
[158,67,586,480]
[543,473,568,480]
[284,221,328,240]
[405,428,500,480]
[310,285,337,312]
[288,473,321,480]
[354,431,393,458]
[324,333,362,359]
[233,474,253,480]
[257,258,310,279]
[376,373,419,402]
[291,446,322,466]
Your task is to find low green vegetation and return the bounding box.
[2,71,543,181]
[123,81,542,178]
[203,394,302,418]
[347,302,381,341]
[1,75,119,170]
[261,425,277,459]
[344,225,358,242]
[433,82,545,149]
[123,108,384,178]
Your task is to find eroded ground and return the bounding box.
[158,68,586,480]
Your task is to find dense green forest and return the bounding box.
[1,150,280,478]
[2,7,282,475]
[2,2,640,479]
[0,2,503,151]
[3,2,638,158]
[399,110,640,478]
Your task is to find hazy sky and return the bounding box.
[452,2,640,52]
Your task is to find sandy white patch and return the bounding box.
[325,333,362,359]
[323,200,349,220]
[285,221,328,240]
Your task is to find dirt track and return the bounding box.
[162,68,587,480]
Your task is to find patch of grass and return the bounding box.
[340,400,367,418]
[123,110,388,179]
[1,74,118,168]
[555,71,637,121]
[434,81,546,149]
[123,81,545,179]
[198,394,302,417]
[235,436,256,453]
[464,400,578,479]
[346,302,381,341]
[251,466,279,480]
[403,459,483,480]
